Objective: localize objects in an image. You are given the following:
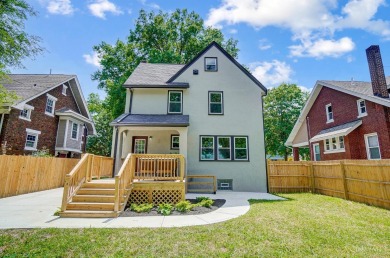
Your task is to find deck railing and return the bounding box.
[114,153,134,212]
[131,154,185,182]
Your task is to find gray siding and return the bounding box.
[66,121,82,150]
[55,120,66,148]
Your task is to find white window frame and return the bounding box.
[200,136,215,160]
[209,91,223,115]
[325,103,334,123]
[323,136,345,154]
[24,128,41,151]
[357,99,367,118]
[205,57,217,71]
[217,136,231,160]
[168,91,183,114]
[364,133,381,160]
[19,104,34,122]
[45,94,58,116]
[71,121,79,140]
[313,143,320,161]
[234,137,249,160]
[171,135,180,150]
[62,84,68,96]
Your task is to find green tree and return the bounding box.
[86,93,112,156]
[0,71,18,106]
[89,9,239,155]
[264,83,309,160]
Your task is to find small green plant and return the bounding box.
[53,207,61,216]
[130,203,154,213]
[31,146,52,157]
[196,196,211,202]
[175,200,194,212]
[157,203,174,215]
[198,199,214,208]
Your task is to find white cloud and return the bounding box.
[289,37,355,58]
[258,39,271,50]
[139,0,160,9]
[88,0,123,19]
[250,60,293,88]
[41,0,74,15]
[83,52,101,68]
[229,29,238,34]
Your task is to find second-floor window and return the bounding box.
[45,94,57,116]
[168,91,182,114]
[357,99,367,117]
[326,103,333,123]
[205,57,217,71]
[209,91,223,115]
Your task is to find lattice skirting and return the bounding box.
[128,181,185,205]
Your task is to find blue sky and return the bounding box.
[11,0,390,97]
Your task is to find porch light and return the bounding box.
[149,136,153,140]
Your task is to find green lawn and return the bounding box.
[1,194,389,257]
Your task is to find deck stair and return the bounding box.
[60,180,130,218]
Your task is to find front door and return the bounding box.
[132,136,148,154]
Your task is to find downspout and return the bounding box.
[129,88,134,114]
[261,94,269,193]
[0,113,4,136]
[112,126,119,177]
[306,117,312,160]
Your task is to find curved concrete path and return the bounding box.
[0,188,283,229]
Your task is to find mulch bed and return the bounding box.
[120,199,226,217]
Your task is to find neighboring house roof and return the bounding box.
[286,76,390,146]
[123,41,267,94]
[123,63,189,88]
[1,74,96,135]
[111,114,189,127]
[310,119,362,142]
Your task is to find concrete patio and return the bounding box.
[0,188,283,229]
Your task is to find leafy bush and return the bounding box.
[157,203,174,215]
[198,199,214,208]
[196,196,211,202]
[53,207,61,216]
[130,203,154,213]
[31,146,52,157]
[175,200,194,212]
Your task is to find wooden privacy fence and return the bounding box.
[268,160,390,210]
[0,154,114,198]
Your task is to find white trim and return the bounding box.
[26,128,41,135]
[46,93,58,102]
[55,147,82,154]
[0,114,4,135]
[364,133,381,160]
[357,99,367,118]
[234,136,249,160]
[63,119,69,148]
[292,141,309,148]
[56,109,93,124]
[62,84,68,96]
[323,136,345,153]
[45,94,57,116]
[171,135,180,149]
[25,128,41,151]
[313,143,320,161]
[168,91,183,114]
[325,103,333,123]
[209,91,223,114]
[71,121,79,140]
[310,120,362,142]
[324,149,346,154]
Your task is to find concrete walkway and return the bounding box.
[0,188,283,229]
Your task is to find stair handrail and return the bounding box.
[114,153,133,212]
[61,153,93,212]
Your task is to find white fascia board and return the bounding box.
[309,120,362,142]
[26,128,41,135]
[292,142,309,148]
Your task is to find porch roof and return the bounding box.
[310,119,362,142]
[111,114,189,127]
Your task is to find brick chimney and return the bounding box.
[366,45,389,98]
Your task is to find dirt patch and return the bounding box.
[120,199,226,217]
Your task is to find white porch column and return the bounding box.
[114,128,125,175]
[177,127,188,175]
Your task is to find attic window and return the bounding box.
[205,57,217,71]
[62,84,68,96]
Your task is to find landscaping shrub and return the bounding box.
[198,199,214,208]
[130,203,154,213]
[195,196,211,202]
[175,200,194,212]
[157,203,174,215]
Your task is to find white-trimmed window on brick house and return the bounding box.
[326,103,334,123]
[324,136,345,153]
[24,128,41,151]
[313,143,320,161]
[209,91,223,115]
[168,91,183,114]
[45,94,57,116]
[71,121,79,140]
[357,99,367,117]
[365,133,381,160]
[200,136,249,161]
[19,104,34,121]
[62,84,68,96]
[205,57,217,71]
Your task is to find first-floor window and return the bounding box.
[171,135,180,150]
[313,143,320,161]
[200,135,249,161]
[365,133,381,160]
[25,129,41,150]
[71,122,79,140]
[323,136,345,153]
[201,136,214,160]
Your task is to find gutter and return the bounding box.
[261,94,269,193]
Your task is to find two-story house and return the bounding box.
[286,45,390,161]
[111,42,268,192]
[0,74,95,158]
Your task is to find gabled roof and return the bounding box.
[167,41,268,93]
[111,114,189,127]
[286,76,390,146]
[123,63,188,88]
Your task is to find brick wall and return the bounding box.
[307,86,390,160]
[1,84,83,156]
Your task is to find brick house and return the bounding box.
[0,74,95,157]
[286,45,390,161]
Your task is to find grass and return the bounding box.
[1,193,389,257]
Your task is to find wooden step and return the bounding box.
[67,202,115,211]
[72,195,115,203]
[77,188,115,195]
[59,210,118,218]
[83,182,115,189]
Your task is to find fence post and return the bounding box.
[267,161,271,193]
[340,160,349,200]
[309,162,315,194]
[61,177,70,212]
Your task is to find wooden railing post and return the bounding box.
[340,160,349,200]
[61,176,70,211]
[180,155,185,182]
[309,162,315,194]
[86,154,93,182]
